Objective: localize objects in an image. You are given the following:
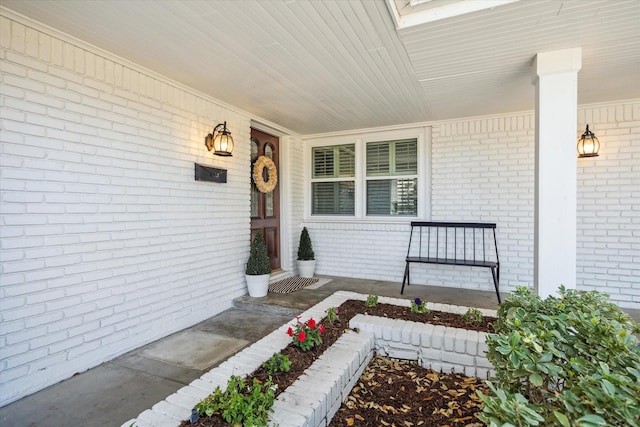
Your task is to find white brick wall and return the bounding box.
[304,103,639,308]
[1,9,638,410]
[307,222,410,282]
[282,134,305,273]
[429,113,536,293]
[0,15,253,406]
[577,102,640,307]
[430,102,640,307]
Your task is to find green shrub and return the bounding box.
[365,295,378,307]
[287,317,324,351]
[479,286,640,427]
[410,297,429,314]
[463,307,483,324]
[195,375,276,427]
[325,306,340,323]
[297,227,315,260]
[262,353,291,375]
[245,230,271,275]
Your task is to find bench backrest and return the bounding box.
[406,221,499,264]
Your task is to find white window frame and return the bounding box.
[310,143,357,216]
[304,126,431,222]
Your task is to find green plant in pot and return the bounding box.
[296,226,316,278]
[245,230,271,297]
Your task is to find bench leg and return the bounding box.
[490,266,501,304]
[401,263,410,294]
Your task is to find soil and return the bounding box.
[180,300,496,427]
[329,355,487,427]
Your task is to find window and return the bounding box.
[311,144,355,215]
[307,127,429,220]
[366,139,417,216]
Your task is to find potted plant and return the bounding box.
[297,227,316,278]
[245,230,271,297]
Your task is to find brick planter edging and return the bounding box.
[269,330,375,427]
[122,291,496,427]
[349,314,494,379]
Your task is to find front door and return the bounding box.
[250,128,280,271]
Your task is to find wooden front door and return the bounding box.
[250,128,280,271]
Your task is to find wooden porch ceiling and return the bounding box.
[2,0,639,135]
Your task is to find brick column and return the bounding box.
[531,48,581,298]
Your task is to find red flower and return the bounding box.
[318,324,325,333]
[297,331,306,343]
[287,327,293,337]
[307,318,316,329]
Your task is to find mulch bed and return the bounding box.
[329,355,487,427]
[180,300,496,427]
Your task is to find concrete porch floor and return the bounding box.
[0,277,637,427]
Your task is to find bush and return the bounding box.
[325,306,340,323]
[365,295,378,307]
[195,375,276,426]
[245,230,271,275]
[262,353,291,375]
[286,316,324,351]
[297,227,315,260]
[463,307,483,324]
[410,297,429,314]
[479,286,640,427]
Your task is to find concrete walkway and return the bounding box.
[0,277,636,427]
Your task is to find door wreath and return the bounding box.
[253,155,278,193]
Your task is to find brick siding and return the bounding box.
[306,103,640,308]
[1,11,638,410]
[0,15,252,406]
[576,103,640,305]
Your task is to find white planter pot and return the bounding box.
[245,273,270,297]
[297,260,316,278]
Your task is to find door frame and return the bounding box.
[250,121,291,274]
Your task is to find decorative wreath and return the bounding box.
[253,155,278,193]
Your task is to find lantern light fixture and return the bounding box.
[577,124,600,158]
[205,121,234,156]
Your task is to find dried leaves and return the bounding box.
[330,356,488,427]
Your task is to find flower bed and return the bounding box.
[350,313,494,379]
[122,292,496,427]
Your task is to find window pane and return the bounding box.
[313,147,334,178]
[312,181,355,215]
[313,144,354,178]
[395,178,418,215]
[251,187,258,217]
[394,139,417,174]
[366,138,417,176]
[250,138,259,162]
[366,142,390,176]
[266,191,273,216]
[366,178,417,216]
[367,180,391,215]
[338,145,355,177]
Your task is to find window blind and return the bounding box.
[312,182,355,215]
[366,142,390,175]
[365,138,418,216]
[394,139,417,174]
[313,144,355,179]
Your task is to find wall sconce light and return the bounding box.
[577,124,600,158]
[204,121,234,156]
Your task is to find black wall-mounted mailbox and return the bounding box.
[195,163,227,183]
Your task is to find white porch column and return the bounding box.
[531,48,581,299]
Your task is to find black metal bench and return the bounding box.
[401,221,501,303]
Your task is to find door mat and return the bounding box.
[268,276,319,294]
